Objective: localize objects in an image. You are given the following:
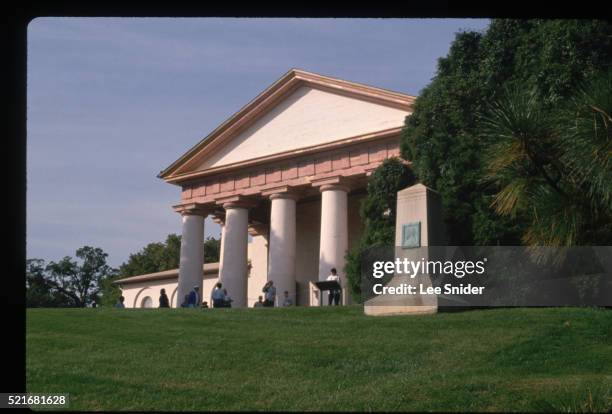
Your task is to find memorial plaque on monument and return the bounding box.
[402,221,421,249]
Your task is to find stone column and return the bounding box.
[264,189,298,306]
[315,180,349,305]
[218,222,226,268]
[212,215,226,303]
[217,200,251,308]
[176,205,209,308]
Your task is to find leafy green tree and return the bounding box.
[28,246,117,307]
[401,19,612,245]
[345,158,416,301]
[26,259,69,307]
[119,235,176,277]
[99,273,123,307]
[118,234,220,277]
[481,72,612,246]
[203,236,221,264]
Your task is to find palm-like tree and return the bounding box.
[481,72,612,246]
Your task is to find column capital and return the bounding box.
[311,176,354,193]
[215,195,258,210]
[173,202,214,216]
[211,209,226,225]
[248,220,269,237]
[261,185,302,201]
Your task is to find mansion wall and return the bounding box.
[118,192,365,308]
[294,192,364,306]
[118,69,416,309]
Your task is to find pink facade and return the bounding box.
[179,134,401,206]
[117,69,415,308]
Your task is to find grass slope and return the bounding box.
[27,306,612,412]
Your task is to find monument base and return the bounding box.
[363,304,437,316]
[362,183,445,317]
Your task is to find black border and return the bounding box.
[6,0,606,405]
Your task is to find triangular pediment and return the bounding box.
[160,69,415,182]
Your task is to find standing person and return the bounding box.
[114,296,125,308]
[262,281,276,307]
[282,291,293,307]
[211,282,226,308]
[326,268,341,306]
[159,288,170,308]
[187,286,200,308]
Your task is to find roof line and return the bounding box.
[157,68,415,180]
[113,262,220,285]
[157,68,296,180]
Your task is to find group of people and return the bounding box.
[179,286,199,308]
[254,268,341,307]
[178,284,233,308]
[114,287,212,309]
[114,267,342,308]
[253,280,293,307]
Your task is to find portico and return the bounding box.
[154,69,415,308]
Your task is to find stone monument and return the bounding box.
[364,183,446,316]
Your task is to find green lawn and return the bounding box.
[27,306,612,412]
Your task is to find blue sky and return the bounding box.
[27,18,490,268]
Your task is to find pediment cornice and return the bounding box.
[159,69,415,183]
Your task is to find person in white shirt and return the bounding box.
[326,268,341,306]
[282,291,293,307]
[211,283,226,308]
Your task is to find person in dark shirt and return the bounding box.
[262,281,276,307]
[159,288,170,308]
[114,296,125,308]
[180,294,190,308]
[326,268,341,306]
[187,286,200,308]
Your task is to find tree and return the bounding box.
[481,72,612,246]
[99,274,123,307]
[27,247,118,308]
[97,234,220,305]
[118,234,220,277]
[118,236,177,278]
[203,236,221,264]
[44,246,117,307]
[401,19,612,245]
[26,259,68,307]
[345,158,416,301]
